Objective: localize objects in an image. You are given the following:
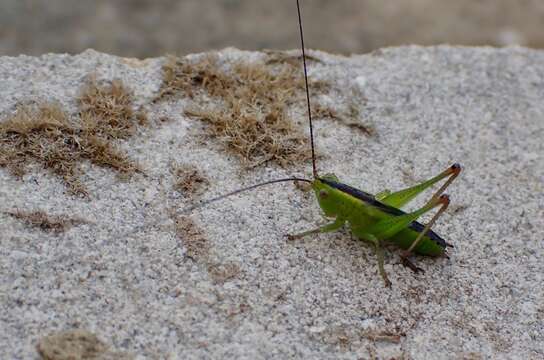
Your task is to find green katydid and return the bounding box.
[186,0,462,287]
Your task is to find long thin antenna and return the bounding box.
[182,177,311,213]
[296,0,317,178]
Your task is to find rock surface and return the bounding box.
[1,47,543,359]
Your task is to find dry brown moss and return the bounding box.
[172,163,209,196]
[0,104,79,186]
[155,55,229,101]
[312,326,403,349]
[207,262,241,284]
[79,79,147,139]
[76,79,145,175]
[361,330,403,343]
[156,55,331,168]
[36,329,133,360]
[0,79,146,195]
[172,212,242,283]
[5,210,87,234]
[174,215,209,261]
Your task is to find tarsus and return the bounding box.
[296,0,317,179]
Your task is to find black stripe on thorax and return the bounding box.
[320,178,451,248]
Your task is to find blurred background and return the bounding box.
[1,0,543,58]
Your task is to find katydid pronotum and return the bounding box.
[186,0,462,287]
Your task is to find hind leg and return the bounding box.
[400,194,451,263]
[379,163,461,208]
[354,194,449,284]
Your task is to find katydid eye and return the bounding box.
[319,190,328,198]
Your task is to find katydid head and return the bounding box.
[320,173,339,182]
[311,175,341,217]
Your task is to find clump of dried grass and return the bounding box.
[156,55,330,168]
[172,212,242,283]
[5,210,87,234]
[172,163,209,196]
[0,79,147,195]
[79,79,147,139]
[36,329,133,360]
[173,215,209,261]
[207,262,241,284]
[0,104,87,193]
[155,55,231,101]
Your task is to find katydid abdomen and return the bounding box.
[388,227,447,257]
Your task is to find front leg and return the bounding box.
[286,217,345,240]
